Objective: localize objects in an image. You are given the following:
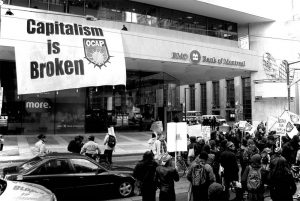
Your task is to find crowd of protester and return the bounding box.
[134,122,300,201]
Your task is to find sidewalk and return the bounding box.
[0,132,152,163]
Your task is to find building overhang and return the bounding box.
[126,58,253,85]
[132,0,274,24]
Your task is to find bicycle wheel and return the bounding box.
[176,158,187,177]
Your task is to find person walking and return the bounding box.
[103,131,117,164]
[155,155,179,201]
[80,135,101,160]
[32,134,50,156]
[268,157,296,201]
[220,141,239,200]
[133,151,158,201]
[241,154,267,201]
[187,151,216,201]
[67,135,84,154]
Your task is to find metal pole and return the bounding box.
[184,88,187,122]
[287,62,290,111]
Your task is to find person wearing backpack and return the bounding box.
[187,151,216,201]
[241,154,267,201]
[104,131,117,164]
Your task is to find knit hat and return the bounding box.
[251,154,261,166]
[208,182,225,200]
[226,141,234,148]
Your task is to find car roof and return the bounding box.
[40,152,87,159]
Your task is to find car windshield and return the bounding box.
[18,156,43,173]
[0,179,7,196]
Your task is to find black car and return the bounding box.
[2,153,135,200]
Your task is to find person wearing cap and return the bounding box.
[133,151,158,201]
[80,135,101,160]
[32,134,50,156]
[220,141,239,200]
[155,155,179,201]
[269,147,285,174]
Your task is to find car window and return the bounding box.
[33,159,72,175]
[70,159,99,173]
[19,156,43,173]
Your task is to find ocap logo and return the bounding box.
[190,50,201,64]
[83,38,112,69]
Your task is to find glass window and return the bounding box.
[19,156,43,173]
[10,0,29,7]
[212,81,220,108]
[68,0,84,15]
[34,159,72,175]
[189,85,195,111]
[49,0,65,13]
[30,0,49,10]
[70,159,99,173]
[226,79,235,108]
[242,77,252,121]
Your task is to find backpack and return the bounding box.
[191,164,207,186]
[247,166,262,191]
[107,135,116,148]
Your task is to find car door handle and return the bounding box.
[42,179,50,181]
[79,177,84,179]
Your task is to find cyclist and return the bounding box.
[80,135,101,161]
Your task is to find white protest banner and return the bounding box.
[271,110,299,138]
[201,126,211,142]
[167,122,188,152]
[187,124,202,137]
[2,16,126,94]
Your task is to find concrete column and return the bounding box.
[195,83,201,112]
[206,81,213,115]
[219,79,226,117]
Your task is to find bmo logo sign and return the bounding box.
[25,97,51,113]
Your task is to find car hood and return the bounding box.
[1,180,55,201]
[108,165,134,176]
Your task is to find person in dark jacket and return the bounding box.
[241,154,267,201]
[282,135,300,166]
[67,135,84,153]
[133,151,158,201]
[220,141,239,200]
[268,157,296,201]
[155,156,179,201]
[187,151,216,201]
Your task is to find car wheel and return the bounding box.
[117,180,133,198]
